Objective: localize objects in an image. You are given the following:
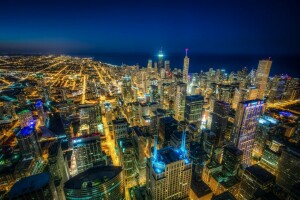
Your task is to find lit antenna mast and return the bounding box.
[185,48,188,57]
[153,135,158,161]
[181,128,186,155]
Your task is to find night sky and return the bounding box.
[0,0,300,56]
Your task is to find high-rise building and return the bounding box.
[183,48,189,84]
[232,99,265,165]
[158,49,164,73]
[232,86,258,110]
[184,95,204,127]
[64,166,124,200]
[146,134,192,199]
[78,103,102,136]
[112,117,128,141]
[7,173,58,200]
[268,75,289,103]
[35,100,46,126]
[122,76,132,103]
[118,138,139,187]
[147,59,153,73]
[255,59,272,99]
[17,109,33,128]
[72,134,106,174]
[189,141,206,179]
[48,140,70,199]
[16,125,41,159]
[239,165,275,200]
[159,116,178,146]
[222,145,243,176]
[210,101,230,147]
[253,115,278,158]
[175,82,187,121]
[258,147,280,175]
[277,147,300,192]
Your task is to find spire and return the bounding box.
[153,135,158,161]
[185,48,188,57]
[181,128,186,154]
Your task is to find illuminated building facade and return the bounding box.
[175,82,187,121]
[222,145,243,176]
[64,166,124,200]
[253,115,278,158]
[48,140,70,199]
[146,134,192,200]
[255,59,272,99]
[239,165,275,200]
[118,138,138,187]
[210,101,230,147]
[277,147,300,192]
[158,116,178,147]
[158,49,164,73]
[16,125,41,159]
[122,76,132,103]
[183,48,189,84]
[72,134,106,174]
[112,118,128,141]
[232,99,265,165]
[258,147,280,175]
[184,95,204,126]
[17,109,33,128]
[36,100,46,126]
[78,103,102,136]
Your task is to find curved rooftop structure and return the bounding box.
[64,166,122,190]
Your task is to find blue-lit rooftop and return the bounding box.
[17,125,35,137]
[152,146,190,174]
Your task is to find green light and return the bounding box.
[158,54,164,58]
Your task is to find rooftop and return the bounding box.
[186,95,204,101]
[160,116,177,124]
[212,191,236,200]
[64,166,122,190]
[245,164,275,184]
[224,145,243,156]
[8,173,50,198]
[112,117,128,124]
[17,126,34,137]
[191,180,212,198]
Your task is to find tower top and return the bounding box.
[185,48,188,57]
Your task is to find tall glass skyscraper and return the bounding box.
[232,99,265,165]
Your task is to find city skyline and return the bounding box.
[0,1,299,200]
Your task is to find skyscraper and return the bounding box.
[122,75,132,103]
[158,49,164,73]
[222,145,243,176]
[183,48,189,84]
[210,100,230,147]
[48,140,70,200]
[36,100,46,126]
[78,103,102,136]
[16,125,42,159]
[255,59,272,99]
[146,134,192,199]
[72,134,106,174]
[239,165,275,200]
[184,95,204,127]
[174,82,187,121]
[232,99,265,165]
[277,147,300,192]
